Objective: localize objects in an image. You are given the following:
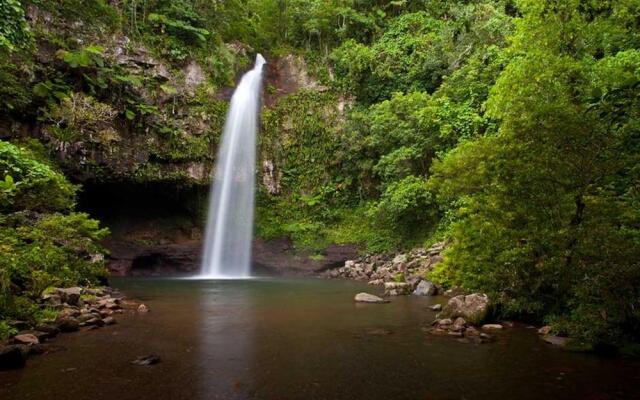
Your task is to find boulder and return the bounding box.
[100,310,114,317]
[465,326,480,337]
[78,314,96,323]
[538,325,552,335]
[84,288,106,296]
[41,294,62,306]
[137,304,150,313]
[426,327,448,336]
[481,324,503,331]
[85,318,104,327]
[13,334,39,345]
[429,304,443,312]
[413,280,437,296]
[57,287,82,306]
[440,293,490,325]
[35,324,60,338]
[103,317,116,326]
[383,282,411,296]
[354,293,389,304]
[16,330,50,342]
[542,335,567,347]
[8,320,29,330]
[451,317,467,332]
[392,254,408,265]
[0,345,26,370]
[58,317,80,332]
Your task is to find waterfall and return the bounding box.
[200,54,266,278]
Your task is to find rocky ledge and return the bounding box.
[0,286,148,370]
[322,242,446,292]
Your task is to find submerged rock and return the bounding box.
[365,328,394,336]
[413,280,437,296]
[130,355,161,366]
[429,304,443,312]
[137,304,150,313]
[354,293,389,303]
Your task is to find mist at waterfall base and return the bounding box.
[198,54,266,279]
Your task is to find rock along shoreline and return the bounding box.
[0,286,149,370]
[326,242,568,348]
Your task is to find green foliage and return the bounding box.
[1,212,108,291]
[368,175,436,238]
[147,12,209,46]
[1,0,638,351]
[58,45,105,68]
[330,3,513,103]
[42,92,118,143]
[0,59,34,113]
[0,320,17,340]
[428,0,640,347]
[0,0,33,52]
[0,140,108,325]
[0,141,76,212]
[256,90,356,250]
[329,39,374,96]
[27,0,121,34]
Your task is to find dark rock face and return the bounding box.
[252,237,358,276]
[106,236,358,277]
[105,237,198,277]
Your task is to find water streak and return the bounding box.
[200,54,266,278]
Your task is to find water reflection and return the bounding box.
[195,280,256,399]
[1,278,639,400]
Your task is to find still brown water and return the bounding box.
[1,278,639,400]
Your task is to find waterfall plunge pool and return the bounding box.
[1,277,639,400]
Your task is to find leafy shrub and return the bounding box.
[0,0,33,52]
[42,92,118,143]
[368,175,436,239]
[0,141,76,212]
[0,320,17,340]
[428,1,640,347]
[0,140,108,325]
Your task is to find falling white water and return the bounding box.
[200,54,266,278]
